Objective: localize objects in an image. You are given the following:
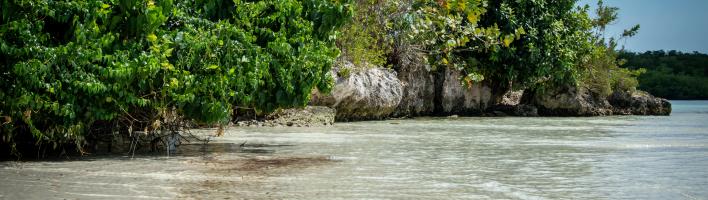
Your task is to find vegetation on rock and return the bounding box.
[337,0,643,103]
[576,0,644,99]
[1,0,657,156]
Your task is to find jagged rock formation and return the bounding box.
[437,67,493,115]
[609,90,672,115]
[530,86,614,116]
[391,52,436,117]
[309,59,671,121]
[313,58,495,121]
[527,86,670,116]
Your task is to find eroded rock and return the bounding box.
[609,90,671,115]
[310,61,403,121]
[531,86,613,116]
[437,67,493,115]
[529,85,671,116]
[391,52,436,117]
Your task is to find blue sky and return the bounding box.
[577,0,708,53]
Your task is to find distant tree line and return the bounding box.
[619,50,708,99]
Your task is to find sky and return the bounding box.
[577,0,708,53]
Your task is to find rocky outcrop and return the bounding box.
[437,67,493,115]
[236,106,335,127]
[391,52,436,117]
[609,90,671,115]
[310,62,403,121]
[527,86,671,116]
[311,58,493,120]
[390,51,493,117]
[314,56,495,120]
[310,57,671,120]
[530,86,613,116]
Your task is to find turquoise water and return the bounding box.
[1,101,707,199]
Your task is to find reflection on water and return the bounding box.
[1,101,708,199]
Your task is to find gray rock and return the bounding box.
[438,67,493,114]
[609,90,671,115]
[390,51,493,117]
[311,61,403,121]
[309,54,670,119]
[514,104,539,117]
[391,52,436,117]
[531,86,613,116]
[530,86,671,116]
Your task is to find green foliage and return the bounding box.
[578,0,644,98]
[397,0,595,100]
[0,0,351,155]
[408,0,504,74]
[338,0,634,102]
[336,0,507,74]
[591,0,618,33]
[337,67,352,79]
[336,0,391,68]
[401,0,644,102]
[469,0,593,93]
[579,43,644,97]
[620,50,708,99]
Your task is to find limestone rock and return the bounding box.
[437,68,493,115]
[609,90,671,115]
[391,52,436,117]
[530,86,671,116]
[310,62,403,121]
[532,86,613,116]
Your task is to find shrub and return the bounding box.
[336,0,394,68]
[578,0,644,98]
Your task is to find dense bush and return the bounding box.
[464,0,597,100]
[337,0,511,77]
[420,0,643,101]
[1,0,351,155]
[336,0,392,68]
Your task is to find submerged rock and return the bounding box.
[310,62,403,121]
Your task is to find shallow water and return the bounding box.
[1,101,708,199]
